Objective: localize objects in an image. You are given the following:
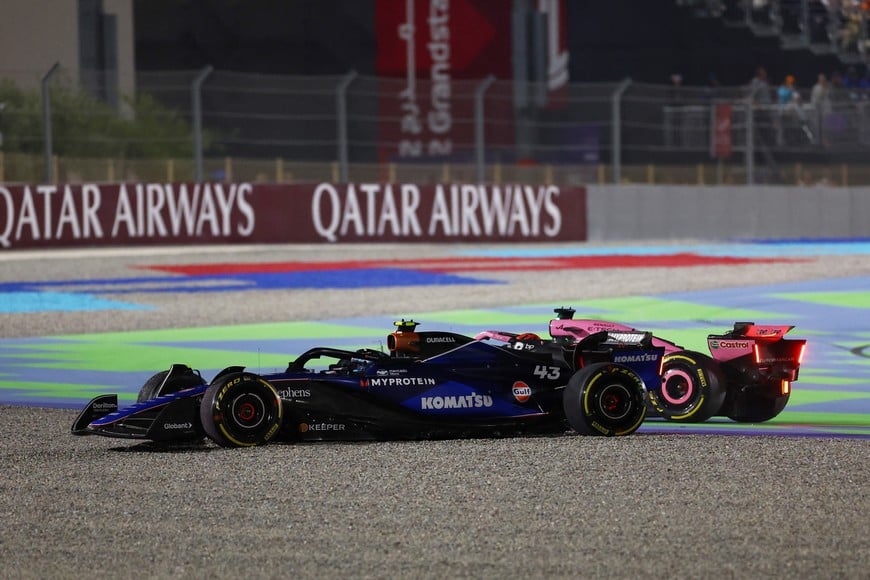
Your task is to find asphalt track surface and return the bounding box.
[1,241,869,579]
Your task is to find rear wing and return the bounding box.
[725,322,795,340]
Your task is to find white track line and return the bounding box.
[0,243,416,262]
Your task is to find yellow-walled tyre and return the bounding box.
[563,363,647,436]
[200,372,283,448]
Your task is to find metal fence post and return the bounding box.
[475,75,496,184]
[336,70,358,183]
[611,78,632,184]
[192,65,214,183]
[41,62,60,184]
[745,97,755,185]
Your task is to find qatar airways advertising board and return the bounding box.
[0,183,586,249]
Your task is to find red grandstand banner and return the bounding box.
[0,183,587,249]
[375,0,515,162]
[537,0,570,108]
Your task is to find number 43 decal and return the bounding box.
[533,365,561,380]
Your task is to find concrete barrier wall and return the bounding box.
[586,185,870,241]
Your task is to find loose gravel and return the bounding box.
[1,243,868,579]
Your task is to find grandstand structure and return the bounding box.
[1,0,869,186]
[683,0,869,65]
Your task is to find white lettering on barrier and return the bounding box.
[311,183,564,242]
[0,186,12,247]
[0,183,255,248]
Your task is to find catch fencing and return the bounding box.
[3,67,870,186]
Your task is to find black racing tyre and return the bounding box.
[563,363,647,436]
[649,351,726,423]
[200,373,283,448]
[137,367,206,403]
[728,393,790,423]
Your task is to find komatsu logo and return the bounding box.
[614,353,659,363]
[368,377,436,387]
[421,393,493,410]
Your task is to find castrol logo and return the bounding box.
[513,381,532,403]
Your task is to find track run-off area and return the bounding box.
[1,239,868,439]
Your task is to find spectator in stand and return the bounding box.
[749,66,772,105]
[826,70,850,142]
[777,75,798,106]
[842,65,865,99]
[669,73,684,104]
[830,70,846,97]
[776,75,804,145]
[810,74,831,111]
[749,66,774,144]
[810,73,832,145]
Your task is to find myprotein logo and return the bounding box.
[365,377,437,387]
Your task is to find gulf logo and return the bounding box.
[512,381,532,403]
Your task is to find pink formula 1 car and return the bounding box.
[543,307,807,423]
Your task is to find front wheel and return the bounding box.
[200,373,283,448]
[649,351,726,423]
[563,363,647,436]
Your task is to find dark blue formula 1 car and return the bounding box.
[72,317,666,447]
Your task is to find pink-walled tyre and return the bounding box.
[650,351,726,422]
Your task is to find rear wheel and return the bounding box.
[563,363,647,436]
[650,351,726,423]
[137,365,205,403]
[728,392,789,423]
[200,373,283,448]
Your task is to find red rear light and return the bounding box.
[753,343,761,364]
[797,343,806,365]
